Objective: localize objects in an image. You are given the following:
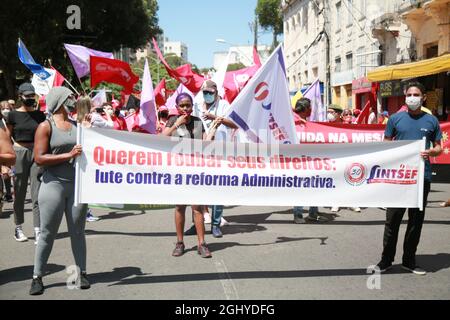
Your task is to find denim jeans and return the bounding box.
[211,205,224,226]
[293,206,319,218]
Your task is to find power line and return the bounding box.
[287,31,324,71]
[341,0,378,46]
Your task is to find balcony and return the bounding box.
[331,70,354,87]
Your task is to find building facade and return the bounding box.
[164,39,189,62]
[213,45,271,70]
[282,0,413,111]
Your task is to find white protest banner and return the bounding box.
[76,127,425,209]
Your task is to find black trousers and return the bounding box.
[381,181,431,266]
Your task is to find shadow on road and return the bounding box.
[0,264,65,286]
[204,236,329,253]
[95,211,145,221]
[104,252,450,286]
[55,230,177,240]
[44,266,150,289]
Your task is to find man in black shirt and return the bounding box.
[5,83,45,243]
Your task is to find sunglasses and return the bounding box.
[203,91,215,95]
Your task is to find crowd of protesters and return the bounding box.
[0,80,446,296]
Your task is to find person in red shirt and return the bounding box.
[105,102,127,131]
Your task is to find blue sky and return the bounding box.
[157,0,274,68]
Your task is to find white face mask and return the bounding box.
[405,96,422,111]
[1,109,10,118]
[327,113,337,122]
[105,109,114,116]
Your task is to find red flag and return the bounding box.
[90,56,139,94]
[50,66,66,87]
[152,38,204,93]
[223,64,260,104]
[356,101,371,124]
[253,46,262,67]
[154,78,167,106]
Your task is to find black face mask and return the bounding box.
[22,97,36,107]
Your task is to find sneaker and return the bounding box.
[376,260,393,273]
[14,226,28,242]
[184,224,197,236]
[172,242,185,257]
[4,195,13,202]
[293,216,306,224]
[331,207,340,213]
[78,272,91,289]
[197,242,212,258]
[305,215,329,223]
[86,209,100,222]
[351,207,361,212]
[211,225,223,238]
[29,277,44,295]
[220,217,229,227]
[34,228,41,245]
[402,264,427,275]
[203,212,212,224]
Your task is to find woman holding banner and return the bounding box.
[162,92,212,258]
[29,87,89,295]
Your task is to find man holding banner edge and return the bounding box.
[377,82,442,276]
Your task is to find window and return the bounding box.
[335,57,341,73]
[304,71,309,82]
[359,0,366,19]
[336,1,342,31]
[347,0,353,26]
[303,5,308,31]
[346,52,353,70]
[356,47,365,77]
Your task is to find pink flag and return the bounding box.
[137,59,157,134]
[222,47,262,104]
[124,113,137,132]
[152,38,204,94]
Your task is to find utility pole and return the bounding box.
[254,16,258,48]
[323,0,332,108]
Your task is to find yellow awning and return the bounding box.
[367,54,450,82]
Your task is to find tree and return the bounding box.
[227,63,247,72]
[0,0,161,99]
[255,0,283,50]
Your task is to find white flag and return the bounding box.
[225,45,297,144]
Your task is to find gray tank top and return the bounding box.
[45,118,77,181]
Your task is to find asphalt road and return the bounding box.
[0,184,449,300]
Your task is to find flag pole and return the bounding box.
[63,78,80,96]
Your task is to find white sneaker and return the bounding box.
[220,217,229,227]
[351,207,361,212]
[34,228,41,245]
[402,265,427,276]
[86,209,100,222]
[331,207,340,213]
[203,212,212,224]
[14,226,28,242]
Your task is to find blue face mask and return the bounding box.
[203,93,215,104]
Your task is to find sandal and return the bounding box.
[439,201,450,207]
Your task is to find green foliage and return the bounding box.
[0,0,161,98]
[255,0,283,49]
[227,62,247,72]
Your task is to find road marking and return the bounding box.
[214,259,239,300]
